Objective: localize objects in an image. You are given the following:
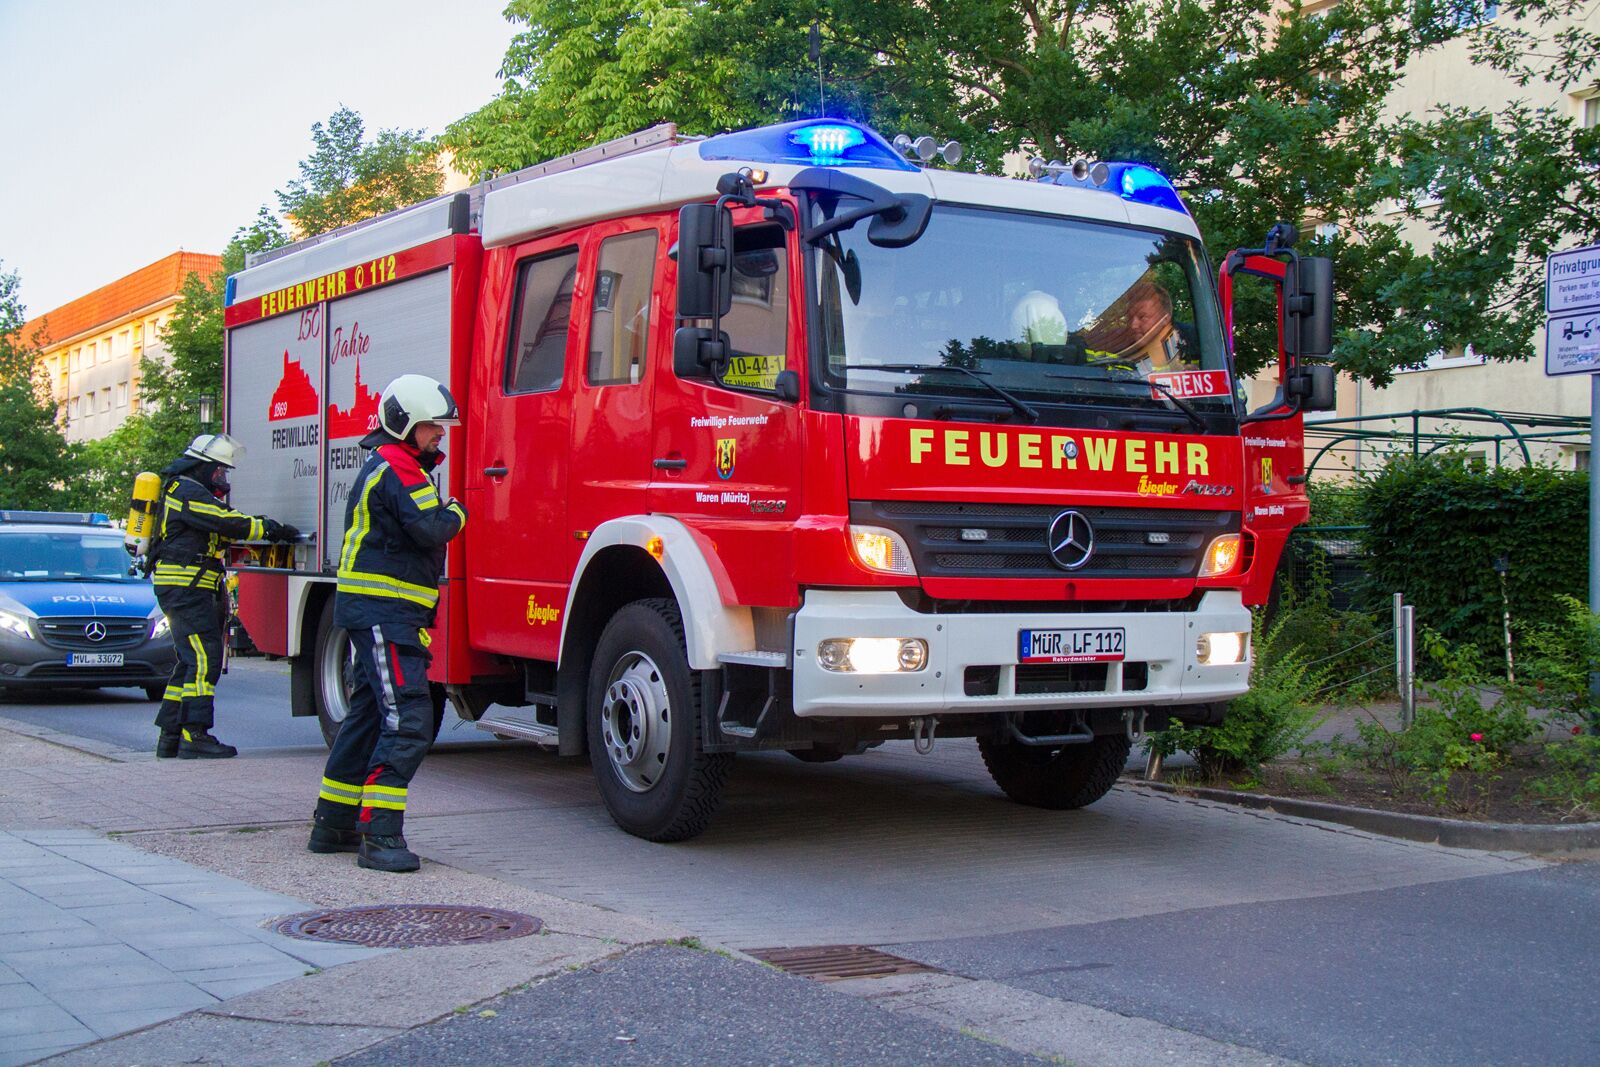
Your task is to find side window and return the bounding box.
[505,248,579,394]
[587,230,657,386]
[716,224,790,392]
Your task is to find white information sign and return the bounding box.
[1546,244,1600,315]
[1545,312,1600,376]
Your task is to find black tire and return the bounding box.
[313,605,444,748]
[143,683,165,702]
[978,733,1132,810]
[586,598,732,842]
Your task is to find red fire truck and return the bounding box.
[223,119,1335,840]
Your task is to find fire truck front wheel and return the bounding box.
[977,733,1131,810]
[586,598,733,842]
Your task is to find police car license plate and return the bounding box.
[1017,628,1125,664]
[68,653,124,667]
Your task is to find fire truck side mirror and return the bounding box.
[674,327,728,379]
[1291,256,1334,358]
[677,204,734,320]
[1287,363,1337,412]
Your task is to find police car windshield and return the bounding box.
[0,532,138,581]
[814,205,1235,416]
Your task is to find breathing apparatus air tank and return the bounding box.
[125,472,161,556]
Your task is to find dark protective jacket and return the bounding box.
[333,437,466,628]
[151,472,263,592]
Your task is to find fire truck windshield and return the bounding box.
[813,204,1238,429]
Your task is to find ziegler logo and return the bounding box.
[1182,480,1235,497]
[1136,475,1177,496]
[715,439,736,480]
[525,597,560,626]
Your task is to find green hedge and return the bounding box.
[1360,456,1588,659]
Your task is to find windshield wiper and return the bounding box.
[1047,371,1207,432]
[842,363,1040,423]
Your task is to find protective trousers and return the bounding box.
[153,585,226,734]
[314,623,433,836]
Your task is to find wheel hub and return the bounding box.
[601,651,671,792]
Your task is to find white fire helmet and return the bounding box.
[378,374,460,440]
[182,433,246,468]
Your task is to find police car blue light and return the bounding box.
[698,119,917,172]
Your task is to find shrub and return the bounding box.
[1146,611,1328,780]
[1526,733,1600,818]
[1359,455,1588,663]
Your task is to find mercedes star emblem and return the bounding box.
[83,622,107,643]
[1047,510,1095,571]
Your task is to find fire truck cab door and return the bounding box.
[466,239,582,660]
[648,217,804,607]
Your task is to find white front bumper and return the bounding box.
[790,589,1251,718]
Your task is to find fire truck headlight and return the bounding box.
[1198,534,1242,577]
[849,526,916,576]
[817,637,929,674]
[1197,631,1248,666]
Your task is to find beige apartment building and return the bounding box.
[1270,1,1600,479]
[22,252,222,443]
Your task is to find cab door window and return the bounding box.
[715,223,790,393]
[587,230,658,386]
[505,247,579,394]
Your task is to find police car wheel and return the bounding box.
[586,598,732,842]
[977,732,1131,810]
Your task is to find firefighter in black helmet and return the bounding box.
[151,433,299,758]
[308,374,466,873]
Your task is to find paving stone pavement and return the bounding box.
[0,829,386,1066]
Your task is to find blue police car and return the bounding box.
[0,511,176,700]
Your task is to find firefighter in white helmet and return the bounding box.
[308,375,466,873]
[150,432,299,758]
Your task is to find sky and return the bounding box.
[0,0,517,319]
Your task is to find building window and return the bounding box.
[69,349,79,372]
[1398,344,1486,374]
[101,388,111,413]
[1575,447,1591,473]
[116,382,129,407]
[1579,93,1599,130]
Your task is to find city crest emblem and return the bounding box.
[715,438,736,480]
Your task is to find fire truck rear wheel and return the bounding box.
[311,606,444,749]
[977,733,1132,810]
[586,598,732,842]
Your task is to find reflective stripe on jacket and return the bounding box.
[334,442,465,628]
[152,476,261,588]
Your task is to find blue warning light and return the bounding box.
[698,119,916,171]
[1114,164,1186,214]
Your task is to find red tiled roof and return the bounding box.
[21,251,223,349]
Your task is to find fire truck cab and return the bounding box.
[224,118,1334,840]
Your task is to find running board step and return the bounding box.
[475,710,559,743]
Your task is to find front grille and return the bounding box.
[858,501,1239,581]
[36,616,151,651]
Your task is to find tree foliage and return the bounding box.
[0,263,79,510]
[446,0,1599,382]
[277,105,445,237]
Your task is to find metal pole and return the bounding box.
[1590,375,1600,722]
[1394,592,1403,703]
[1401,604,1416,729]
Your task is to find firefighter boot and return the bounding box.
[358,834,420,873]
[177,728,238,759]
[306,814,361,854]
[156,732,180,759]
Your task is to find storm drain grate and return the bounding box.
[270,904,542,948]
[744,945,940,982]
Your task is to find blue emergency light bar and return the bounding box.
[698,119,917,172]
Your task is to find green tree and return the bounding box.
[0,262,79,510]
[446,0,1598,383]
[277,105,444,236]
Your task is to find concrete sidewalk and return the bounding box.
[0,829,385,1065]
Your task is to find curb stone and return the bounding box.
[1125,778,1600,853]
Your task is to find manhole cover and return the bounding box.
[270,904,542,948]
[745,945,940,982]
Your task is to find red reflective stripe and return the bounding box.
[389,644,405,687]
[360,766,385,823]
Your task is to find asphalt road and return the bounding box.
[0,656,490,754]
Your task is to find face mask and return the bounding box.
[209,465,231,497]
